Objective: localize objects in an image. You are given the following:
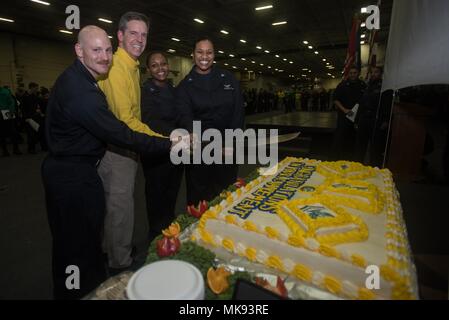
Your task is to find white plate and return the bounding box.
[126,260,205,300]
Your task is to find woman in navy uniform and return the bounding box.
[140,52,183,241]
[177,37,245,206]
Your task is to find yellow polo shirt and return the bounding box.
[98,47,164,138]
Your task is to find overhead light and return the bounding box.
[244,68,248,70]
[251,61,256,64]
[59,29,73,35]
[167,49,176,53]
[302,68,308,71]
[256,46,262,50]
[327,73,332,76]
[171,37,180,42]
[240,39,247,43]
[224,63,229,66]
[275,68,278,71]
[361,22,366,28]
[308,46,313,49]
[241,58,246,61]
[229,54,235,57]
[213,61,217,64]
[361,7,367,13]
[108,35,113,39]
[31,0,50,5]
[0,17,14,23]
[322,58,326,62]
[98,18,113,24]
[283,58,287,61]
[260,63,264,66]
[268,66,272,69]
[308,70,312,73]
[361,40,366,44]
[218,50,224,54]
[278,70,284,72]
[314,51,319,55]
[255,5,273,11]
[332,76,335,79]
[194,18,204,24]
[275,55,280,58]
[361,34,366,39]
[289,61,293,64]
[232,66,237,69]
[303,40,309,45]
[326,62,330,65]
[220,30,229,34]
[264,50,270,53]
[272,21,287,26]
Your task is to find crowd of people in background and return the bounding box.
[0,82,50,156]
[242,87,335,115]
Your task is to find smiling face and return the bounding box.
[147,53,169,86]
[118,19,148,60]
[370,67,382,81]
[75,26,113,78]
[193,39,215,75]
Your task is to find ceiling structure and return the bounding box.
[1,0,393,82]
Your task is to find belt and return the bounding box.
[107,144,138,161]
[51,155,101,167]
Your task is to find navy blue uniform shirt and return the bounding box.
[334,79,367,113]
[176,66,245,133]
[141,80,179,137]
[45,59,171,159]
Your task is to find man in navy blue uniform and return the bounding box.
[42,26,173,299]
[332,67,366,161]
[176,37,245,206]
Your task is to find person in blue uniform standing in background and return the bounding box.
[177,36,245,206]
[140,52,183,241]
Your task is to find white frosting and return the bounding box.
[315,223,358,236]
[214,235,223,246]
[236,243,246,255]
[342,280,358,298]
[312,271,325,287]
[283,258,296,273]
[256,250,269,264]
[305,238,320,251]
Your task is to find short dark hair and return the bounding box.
[28,82,39,89]
[146,51,168,67]
[349,66,360,73]
[41,87,50,95]
[192,36,214,51]
[118,11,149,32]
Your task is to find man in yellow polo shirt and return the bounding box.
[98,12,163,273]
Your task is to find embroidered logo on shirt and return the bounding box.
[224,84,234,90]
